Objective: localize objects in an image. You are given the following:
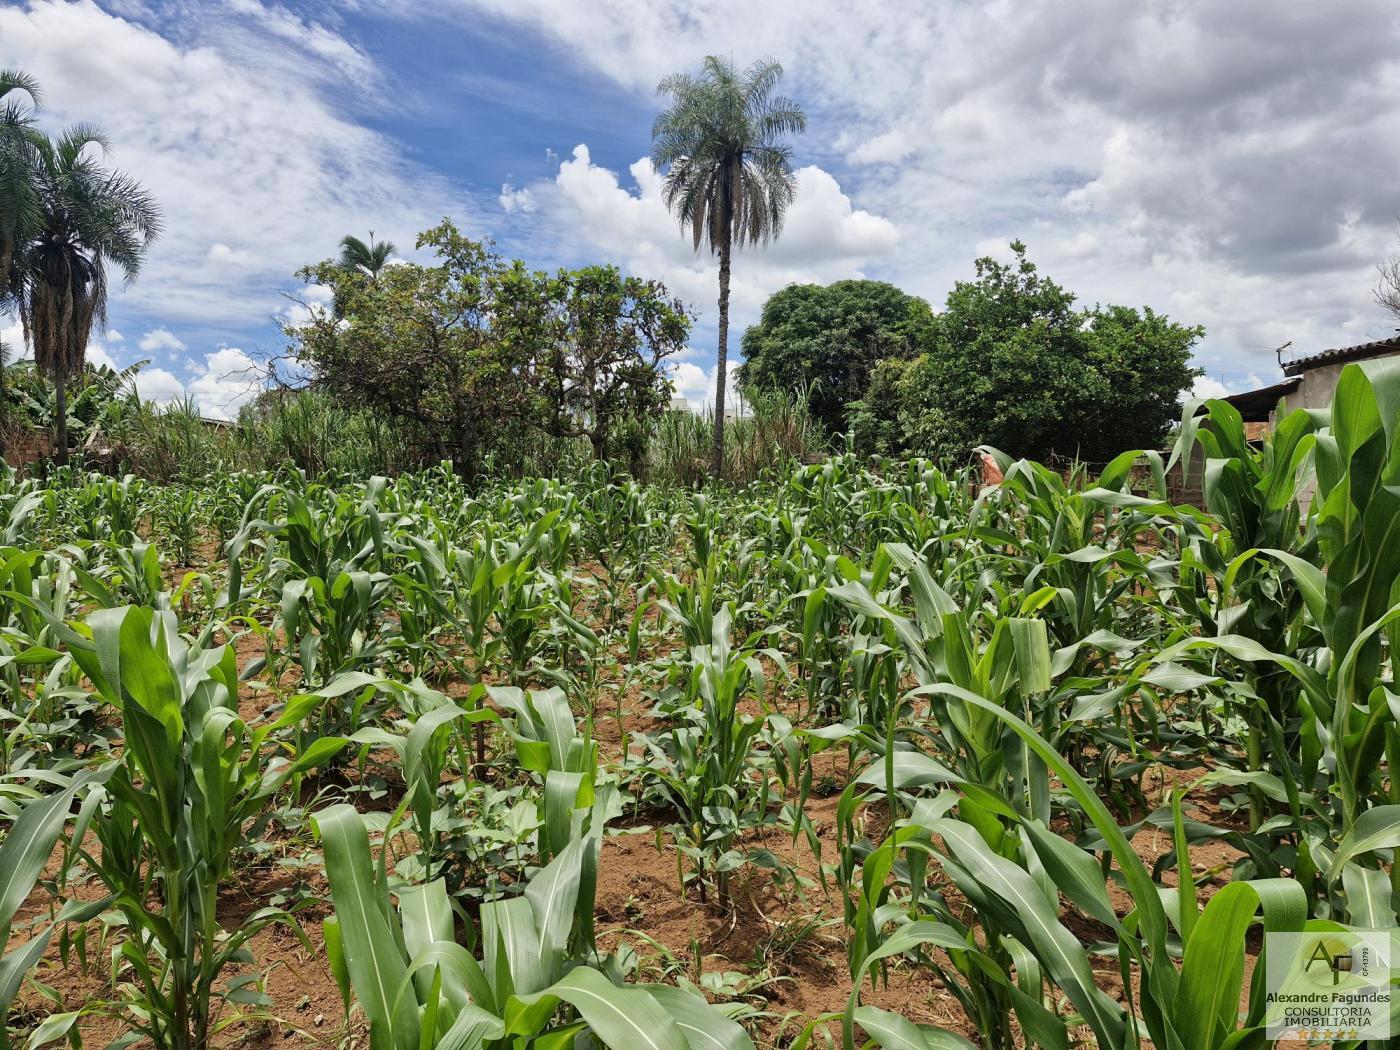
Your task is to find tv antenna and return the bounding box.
[1274,341,1293,369]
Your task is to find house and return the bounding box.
[1223,335,1400,423]
[1203,335,1400,511]
[1163,335,1398,505]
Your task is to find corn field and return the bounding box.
[2,359,1399,1049]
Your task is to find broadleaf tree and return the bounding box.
[850,242,1202,464]
[501,263,690,462]
[287,221,512,481]
[740,279,935,434]
[288,223,690,478]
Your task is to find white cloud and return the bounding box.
[138,327,186,353]
[668,356,743,414]
[186,348,264,420]
[0,0,461,331]
[124,346,264,419]
[847,128,914,166]
[85,341,120,371]
[1192,376,1233,400]
[543,145,898,329]
[499,183,536,214]
[277,283,335,328]
[222,0,377,83]
[0,322,22,355]
[135,366,186,405]
[1192,371,1269,400]
[207,243,256,267]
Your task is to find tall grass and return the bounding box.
[110,393,417,481]
[101,385,824,487]
[648,385,826,487]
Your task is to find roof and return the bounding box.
[1282,336,1400,376]
[1222,376,1300,421]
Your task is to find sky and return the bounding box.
[2,0,1399,417]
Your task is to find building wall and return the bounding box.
[3,430,50,469]
[1284,351,1400,512]
[1289,349,1400,412]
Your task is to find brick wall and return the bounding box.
[3,430,51,469]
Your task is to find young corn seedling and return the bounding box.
[637,604,788,904]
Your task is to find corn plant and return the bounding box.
[33,606,350,1050]
[0,773,108,1048]
[636,604,788,903]
[822,691,1318,1050]
[315,795,754,1050]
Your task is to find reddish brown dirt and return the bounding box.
[7,561,1313,1049]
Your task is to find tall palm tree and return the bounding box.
[0,70,42,440]
[0,70,41,294]
[338,231,395,279]
[15,126,160,465]
[652,56,805,478]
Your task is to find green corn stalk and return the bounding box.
[30,605,351,1049]
[0,773,109,1049]
[315,796,752,1050]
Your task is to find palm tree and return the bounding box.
[1,70,41,292]
[15,126,160,465]
[0,70,42,442]
[338,231,395,279]
[652,56,805,478]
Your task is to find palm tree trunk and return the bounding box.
[53,371,68,467]
[711,236,732,480]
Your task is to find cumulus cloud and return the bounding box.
[668,356,744,414]
[187,348,264,420]
[208,243,256,267]
[499,183,536,214]
[119,346,265,419]
[135,366,186,405]
[1191,371,1269,401]
[0,0,461,331]
[1191,376,1232,400]
[138,328,186,354]
[541,144,898,328]
[434,0,1400,382]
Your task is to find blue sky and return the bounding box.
[3,0,1399,416]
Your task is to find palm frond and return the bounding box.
[0,69,41,110]
[650,55,804,255]
[11,124,159,382]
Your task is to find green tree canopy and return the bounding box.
[850,242,1202,464]
[287,222,688,478]
[288,221,512,478]
[515,263,688,459]
[739,279,934,433]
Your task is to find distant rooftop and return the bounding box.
[1222,376,1299,418]
[1282,335,1400,376]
